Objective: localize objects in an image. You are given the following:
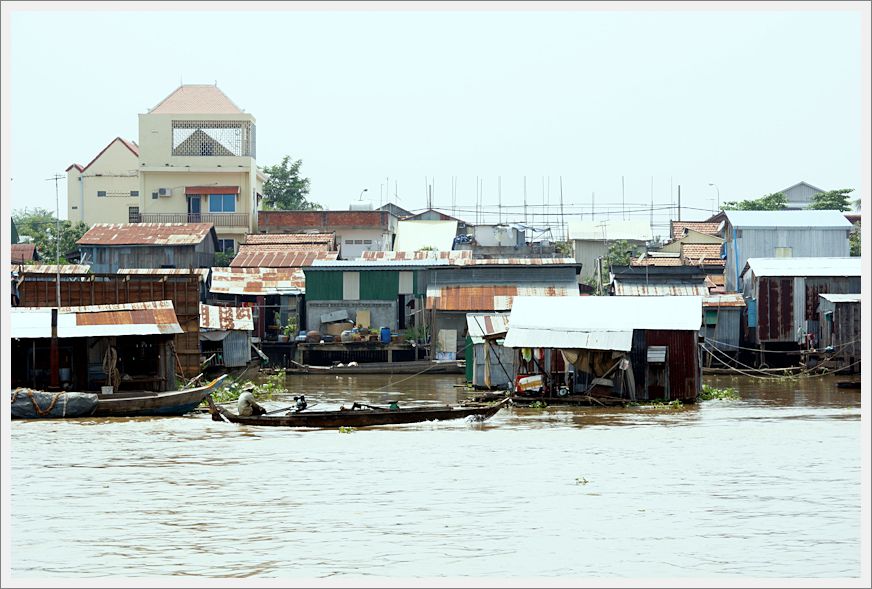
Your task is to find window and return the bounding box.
[152,192,159,199]
[216,239,235,253]
[774,247,792,258]
[208,193,236,213]
[130,190,139,197]
[128,206,140,223]
[353,239,363,245]
[363,239,372,244]
[97,190,107,197]
[736,229,743,238]
[345,239,353,245]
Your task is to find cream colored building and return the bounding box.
[66,84,265,254]
[66,137,141,224]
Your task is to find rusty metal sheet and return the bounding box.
[703,293,746,308]
[10,244,37,263]
[11,300,183,338]
[613,282,709,296]
[77,223,214,246]
[199,304,254,331]
[118,268,210,281]
[237,243,334,252]
[210,267,305,295]
[466,313,510,343]
[360,250,472,261]
[426,284,577,311]
[452,257,577,266]
[12,264,91,274]
[229,250,338,268]
[244,233,336,245]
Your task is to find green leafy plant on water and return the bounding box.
[204,370,288,405]
[338,426,356,434]
[698,385,740,401]
[575,477,589,485]
[529,400,548,409]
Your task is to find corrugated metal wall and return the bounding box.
[84,244,214,274]
[725,226,850,291]
[758,277,793,342]
[430,266,577,286]
[710,308,741,350]
[360,271,399,300]
[222,330,252,367]
[304,271,344,301]
[472,341,513,389]
[644,330,700,402]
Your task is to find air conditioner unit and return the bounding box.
[158,187,173,197]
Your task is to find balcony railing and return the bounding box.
[136,212,250,227]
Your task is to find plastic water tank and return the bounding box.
[380,327,392,344]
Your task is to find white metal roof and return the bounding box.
[818,293,861,303]
[503,295,702,349]
[742,257,862,278]
[724,210,852,229]
[11,300,183,339]
[393,220,458,252]
[466,313,510,344]
[567,220,654,242]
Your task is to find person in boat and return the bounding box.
[237,391,267,416]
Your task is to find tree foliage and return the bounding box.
[261,155,321,211]
[12,208,90,263]
[722,192,787,211]
[807,188,854,211]
[849,222,861,257]
[607,239,641,268]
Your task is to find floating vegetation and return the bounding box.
[204,371,288,405]
[338,426,356,434]
[698,384,740,401]
[575,477,589,485]
[628,398,683,409]
[528,400,548,409]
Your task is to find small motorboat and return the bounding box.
[206,395,509,428]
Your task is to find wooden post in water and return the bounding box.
[50,308,59,389]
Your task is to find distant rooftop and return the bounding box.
[724,210,852,229]
[149,84,244,114]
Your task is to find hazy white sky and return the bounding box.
[4,2,868,238]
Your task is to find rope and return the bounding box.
[370,362,444,392]
[701,344,863,381]
[703,336,861,354]
[11,389,64,417]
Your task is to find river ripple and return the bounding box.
[8,373,863,580]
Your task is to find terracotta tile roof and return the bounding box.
[244,233,335,245]
[426,284,577,311]
[682,244,725,266]
[77,223,215,246]
[229,250,339,268]
[149,84,243,114]
[631,256,684,267]
[10,244,37,263]
[238,243,334,253]
[671,221,721,240]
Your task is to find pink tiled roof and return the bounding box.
[244,233,336,245]
[671,221,721,240]
[149,85,243,114]
[682,244,725,266]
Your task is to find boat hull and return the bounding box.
[11,390,98,419]
[208,397,508,428]
[93,375,229,417]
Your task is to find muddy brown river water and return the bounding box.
[8,373,864,580]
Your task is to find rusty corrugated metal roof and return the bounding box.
[209,267,306,295]
[77,223,215,246]
[453,257,577,266]
[12,264,91,274]
[466,313,510,343]
[244,233,336,245]
[426,284,578,311]
[199,304,254,330]
[118,268,209,281]
[11,300,183,338]
[229,250,338,268]
[10,244,37,263]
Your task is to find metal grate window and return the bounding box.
[171,120,255,157]
[97,190,107,197]
[128,206,140,223]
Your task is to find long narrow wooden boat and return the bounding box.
[11,389,99,419]
[93,375,229,417]
[206,395,509,428]
[287,360,464,375]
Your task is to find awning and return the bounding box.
[185,186,239,195]
[11,300,184,339]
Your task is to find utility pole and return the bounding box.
[622,175,625,221]
[559,176,565,241]
[523,176,527,225]
[46,173,64,389]
[677,184,682,221]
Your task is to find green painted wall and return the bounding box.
[305,271,343,301]
[360,271,399,300]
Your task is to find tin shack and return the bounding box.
[199,303,255,368]
[740,257,861,354]
[817,293,861,371]
[504,296,703,403]
[466,312,512,389]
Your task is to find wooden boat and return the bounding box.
[287,359,464,375]
[92,375,229,417]
[11,389,99,419]
[206,395,509,428]
[836,380,861,390]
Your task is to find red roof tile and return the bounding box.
[149,84,243,114]
[244,232,336,245]
[229,250,339,268]
[671,221,721,240]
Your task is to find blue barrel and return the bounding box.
[380,327,392,344]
